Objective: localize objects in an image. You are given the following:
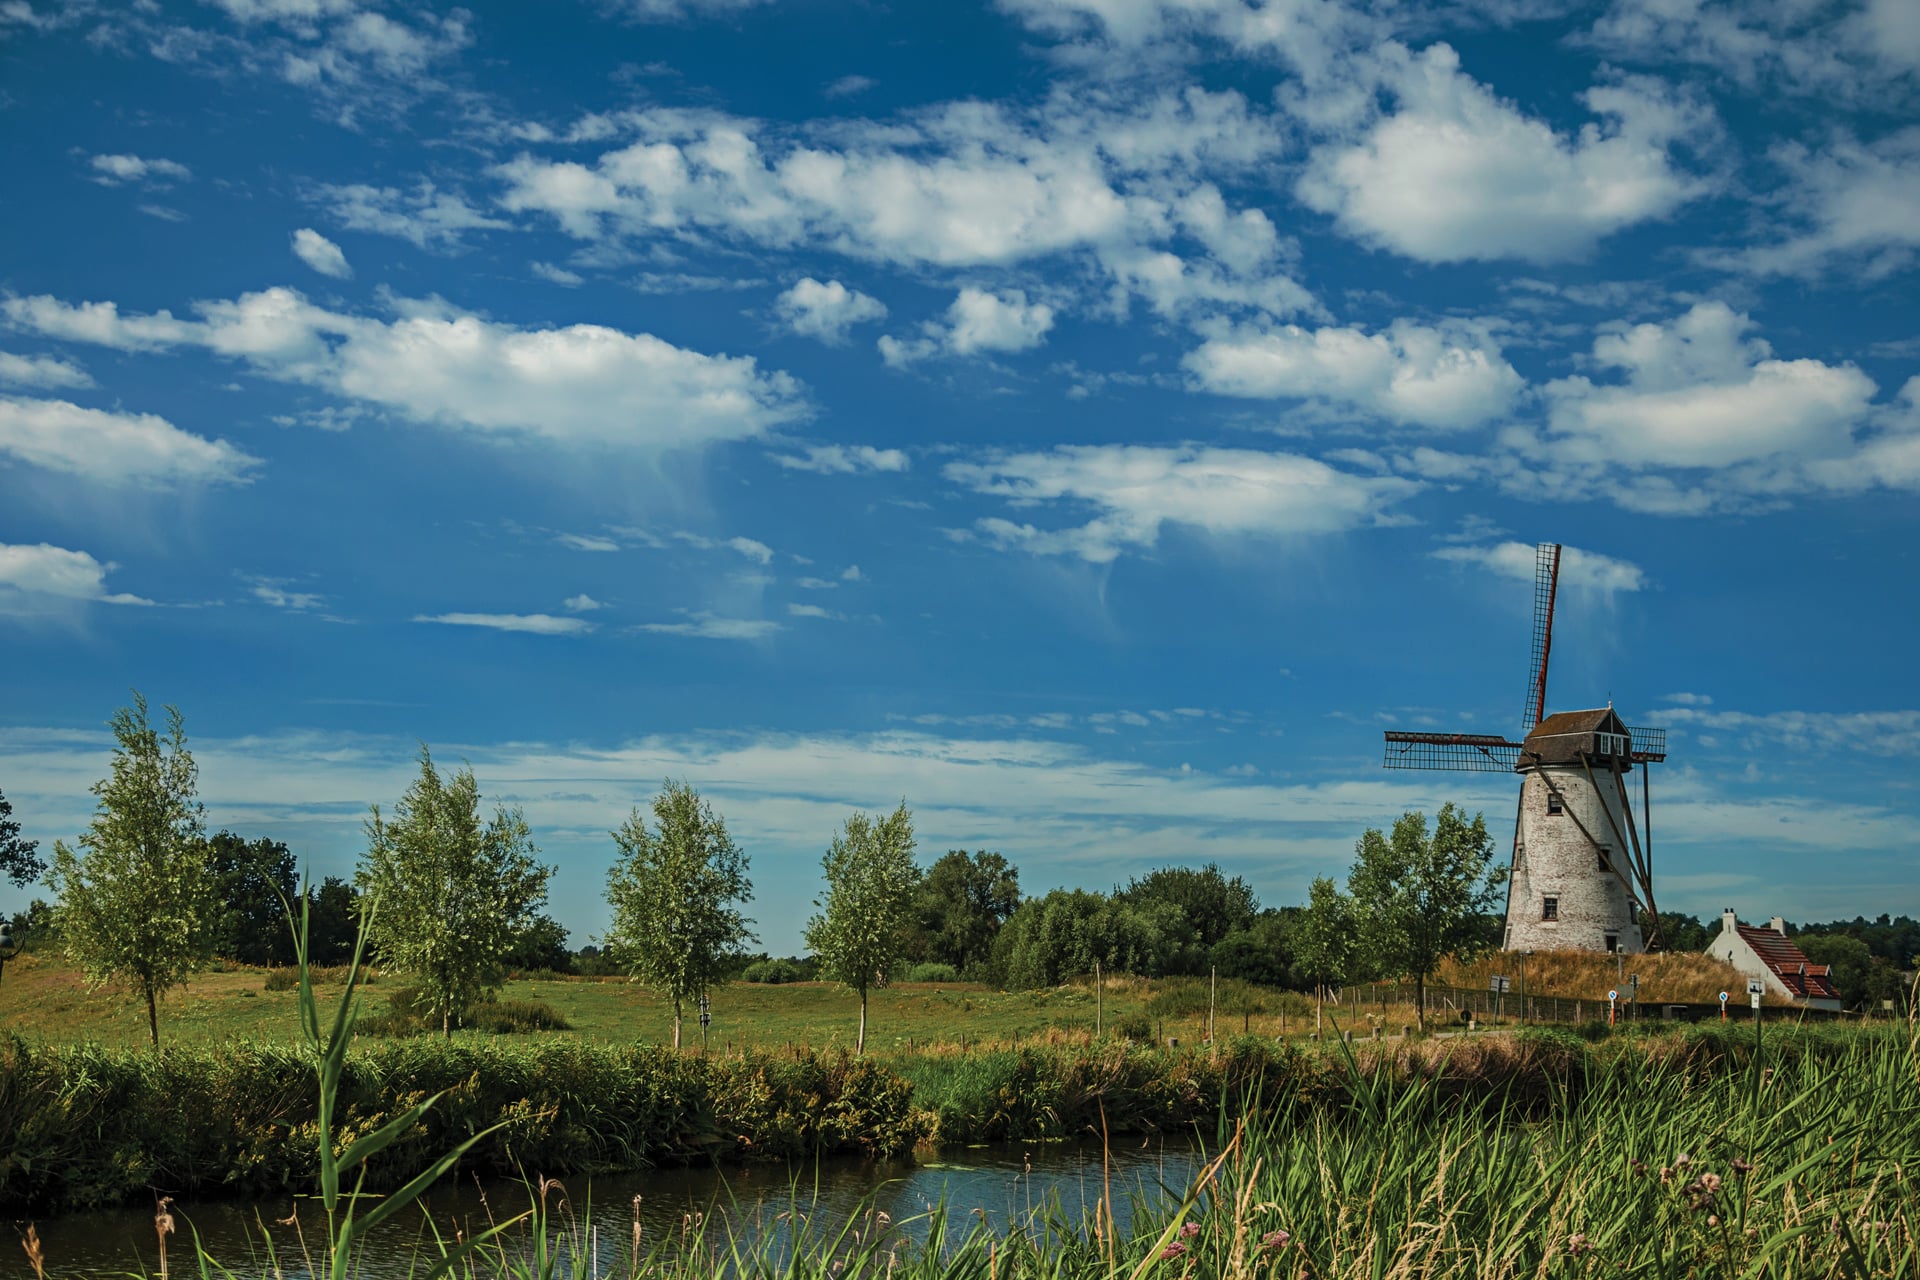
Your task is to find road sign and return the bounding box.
[1746,979,1766,996]
[1608,989,1618,1002]
[1750,992,1762,1011]
[1719,991,1728,1003]
[1489,975,1510,994]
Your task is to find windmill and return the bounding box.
[1382,544,1669,954]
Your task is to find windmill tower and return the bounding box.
[1382,544,1669,954]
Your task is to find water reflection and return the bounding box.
[24,1139,1202,1278]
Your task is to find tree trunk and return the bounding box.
[442,1007,451,1039]
[857,990,868,1054]
[673,1000,683,1051]
[1315,983,1323,1036]
[1415,971,1426,1032]
[145,982,160,1051]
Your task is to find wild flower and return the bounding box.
[1260,1230,1291,1253]
[1180,1222,1202,1239]
[1707,1215,1719,1228]
[1159,1241,1190,1261]
[1700,1172,1722,1194]
[1567,1233,1592,1258]
[1732,1157,1754,1178]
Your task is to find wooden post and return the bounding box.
[1208,967,1216,1045]
[1095,959,1103,1037]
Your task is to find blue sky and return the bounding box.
[2,0,1916,955]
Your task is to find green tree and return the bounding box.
[305,875,361,967]
[915,849,1021,974]
[1799,933,1904,1011]
[991,888,1189,989]
[1119,863,1259,956]
[1293,877,1355,1035]
[804,802,918,1053]
[356,748,552,1037]
[1348,804,1505,1031]
[504,912,573,974]
[205,831,298,966]
[1,786,44,889]
[47,693,213,1049]
[1209,910,1295,987]
[603,781,756,1049]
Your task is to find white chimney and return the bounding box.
[1769,916,1788,936]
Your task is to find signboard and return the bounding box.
[1750,992,1762,1011]
[1489,975,1511,994]
[1746,979,1766,996]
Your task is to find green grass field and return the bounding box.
[0,952,1350,1052]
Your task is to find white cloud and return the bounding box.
[414,612,595,635]
[636,611,781,640]
[841,564,864,581]
[1722,132,1920,279]
[0,395,259,486]
[1542,303,1876,469]
[824,74,875,98]
[7,288,808,454]
[946,444,1421,562]
[1184,318,1523,429]
[774,278,887,343]
[0,542,152,615]
[770,444,909,473]
[1586,0,1920,100]
[667,531,775,563]
[490,91,1302,322]
[563,594,605,612]
[787,602,837,619]
[1431,540,1647,593]
[0,351,91,389]
[317,181,509,249]
[556,533,622,552]
[531,261,584,286]
[1663,708,1920,757]
[89,154,191,186]
[1661,692,1713,706]
[881,287,1056,365]
[248,577,325,610]
[1298,47,1714,264]
[291,227,352,278]
[620,0,776,18]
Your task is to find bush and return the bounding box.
[741,957,809,984]
[353,986,568,1037]
[903,962,958,983]
[1110,1012,1153,1041]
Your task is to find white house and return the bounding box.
[1704,909,1843,1012]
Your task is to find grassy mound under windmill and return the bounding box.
[1438,949,1766,1005]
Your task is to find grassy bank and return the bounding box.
[3,1020,1902,1218]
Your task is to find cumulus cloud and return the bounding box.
[0,351,92,389]
[414,611,595,635]
[946,444,1420,562]
[0,395,259,486]
[770,444,910,474]
[1432,540,1647,593]
[563,594,605,611]
[248,577,325,610]
[1298,47,1715,264]
[880,287,1056,365]
[490,91,1302,321]
[1721,132,1920,279]
[0,542,152,615]
[1184,318,1523,428]
[316,181,509,249]
[292,227,352,278]
[6,288,808,454]
[90,154,191,186]
[774,278,887,343]
[1586,0,1920,100]
[1541,302,1875,469]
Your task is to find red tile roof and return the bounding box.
[1736,925,1840,1001]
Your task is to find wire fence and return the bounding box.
[1342,980,1851,1026]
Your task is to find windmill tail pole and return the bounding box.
[1527,543,1562,728]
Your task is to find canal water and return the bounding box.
[20,1139,1204,1277]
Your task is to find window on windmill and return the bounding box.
[1542,896,1559,921]
[1547,790,1564,815]
[1605,933,1618,952]
[1597,848,1612,872]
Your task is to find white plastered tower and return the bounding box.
[1505,708,1647,954]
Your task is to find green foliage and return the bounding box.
[805,801,919,1051]
[356,747,553,1038]
[503,912,573,974]
[0,785,43,889]
[903,961,959,983]
[205,830,298,966]
[1293,876,1356,1014]
[47,692,212,1049]
[305,875,363,967]
[740,957,811,983]
[991,887,1188,988]
[1642,908,1716,952]
[1209,910,1294,986]
[914,849,1020,973]
[1799,932,1906,1010]
[1119,862,1258,961]
[603,780,755,1048]
[1348,804,1505,1028]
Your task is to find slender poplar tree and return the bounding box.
[804,801,918,1053]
